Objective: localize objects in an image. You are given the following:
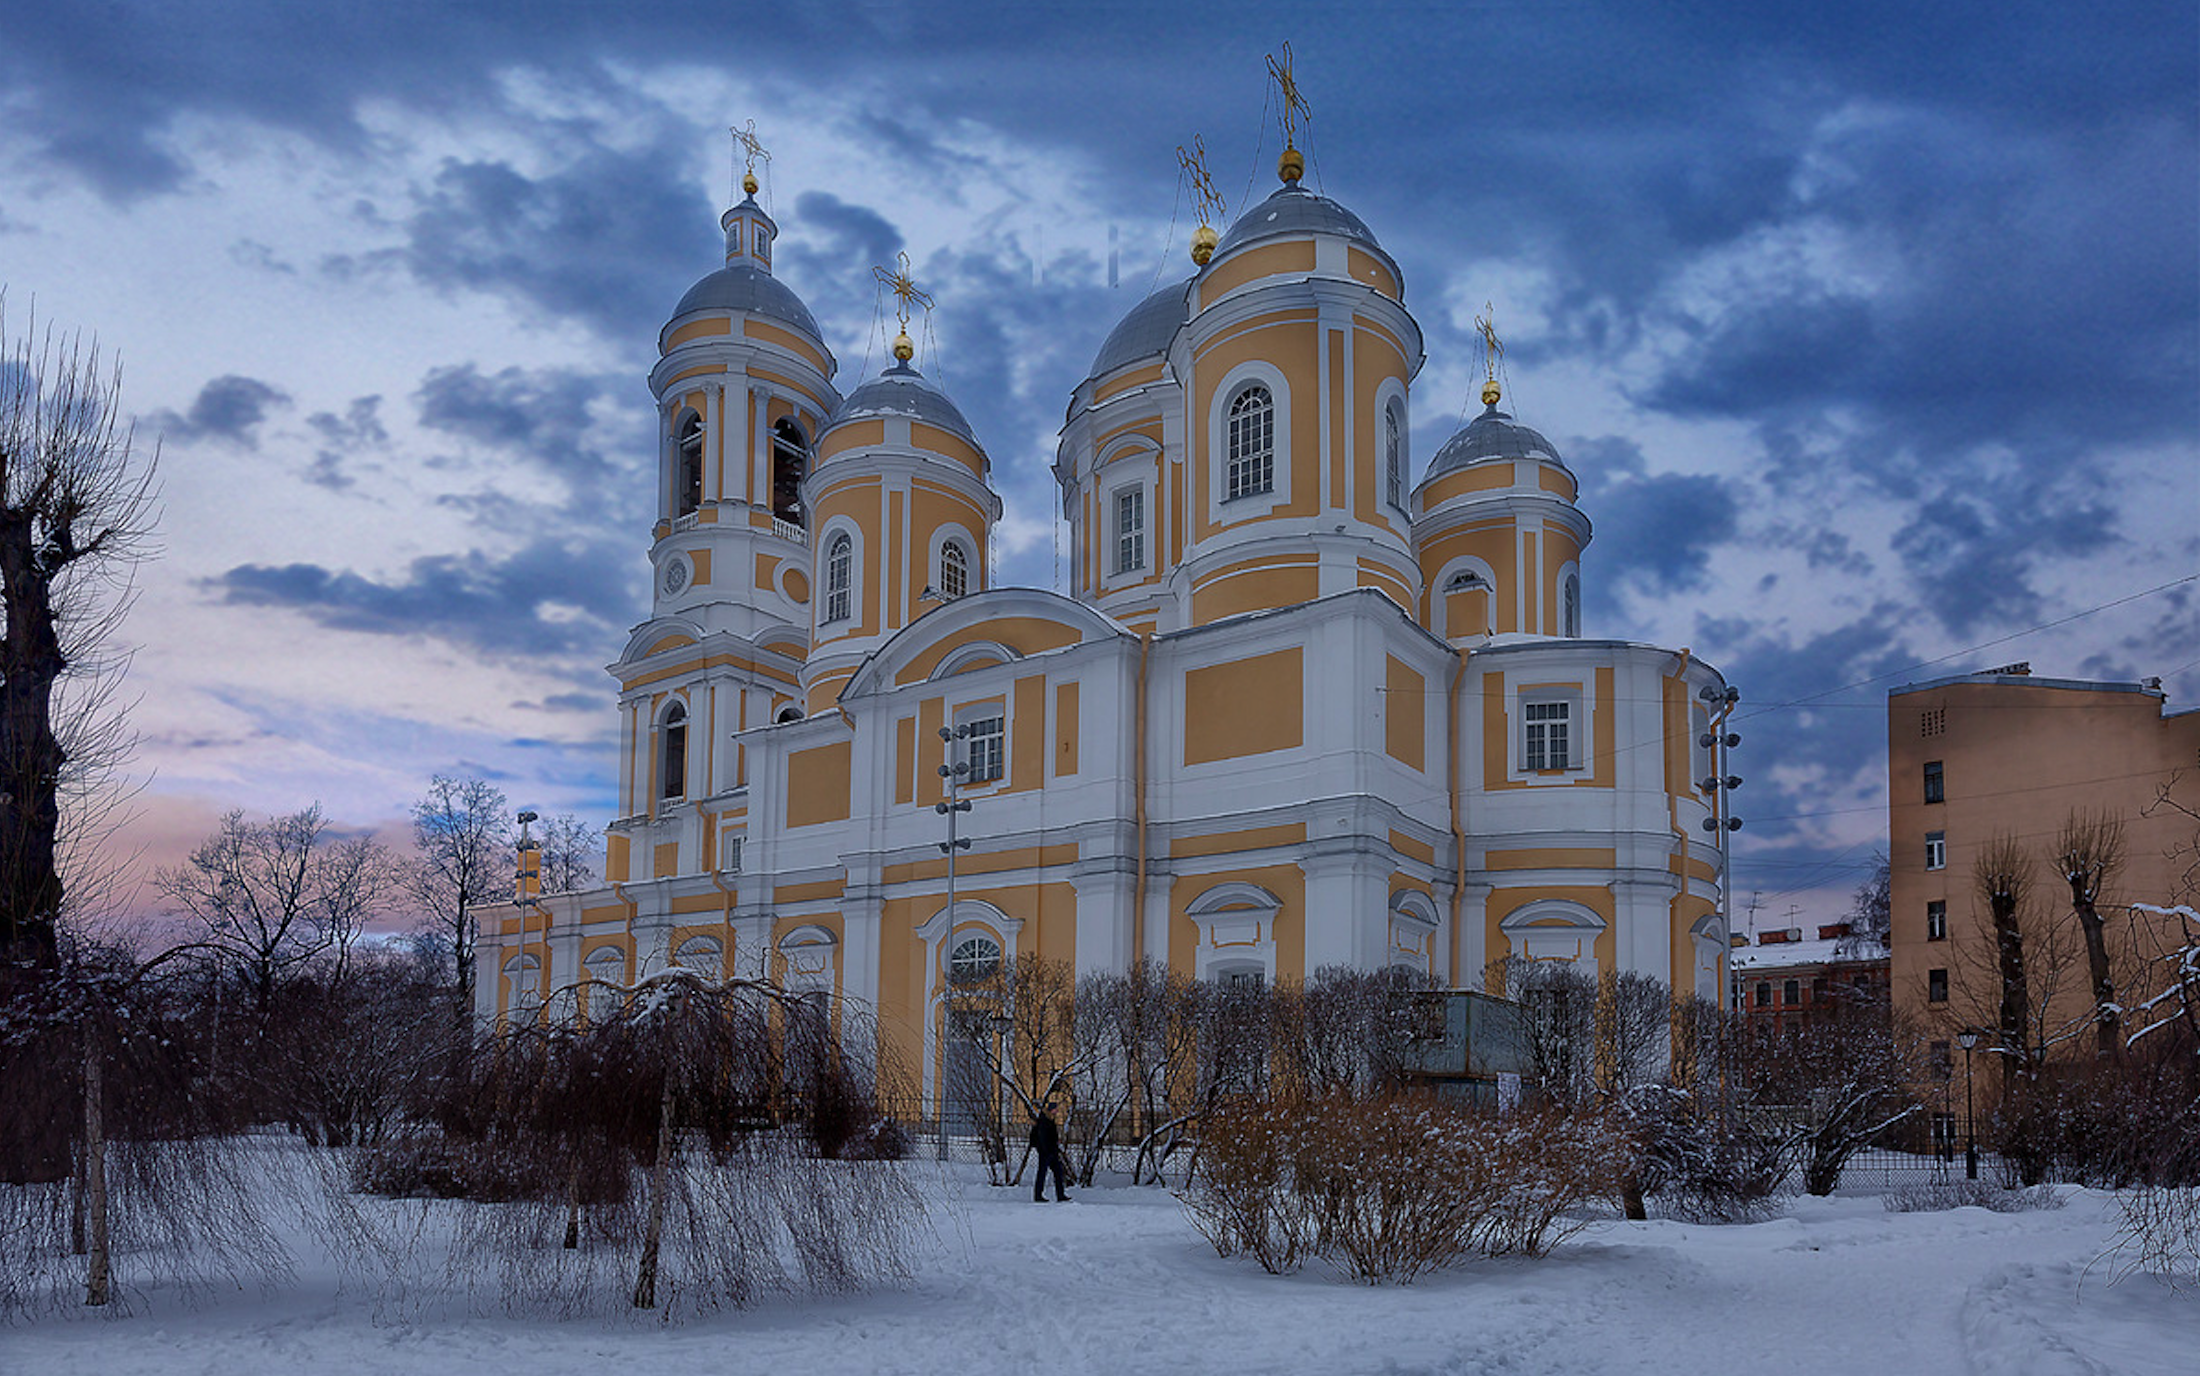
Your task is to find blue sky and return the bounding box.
[1,1,2193,930]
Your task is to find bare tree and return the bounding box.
[409,775,511,1012]
[2053,807,2127,1059]
[1973,832,2037,1081]
[1841,852,1892,953]
[156,805,398,1031]
[1741,987,1923,1195]
[534,812,598,894]
[0,301,158,972]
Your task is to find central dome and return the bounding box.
[1212,181,1385,259]
[1426,402,1565,478]
[826,362,980,449]
[1086,278,1191,380]
[669,264,823,339]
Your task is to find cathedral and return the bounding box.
[476,140,1736,1105]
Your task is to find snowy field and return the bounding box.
[6,1150,2196,1376]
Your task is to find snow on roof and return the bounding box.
[1730,935,1888,972]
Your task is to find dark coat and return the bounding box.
[1028,1109,1061,1158]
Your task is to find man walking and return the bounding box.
[1029,1100,1070,1202]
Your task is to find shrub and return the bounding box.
[1622,1088,1790,1223]
[1178,1094,1620,1282]
[2106,1187,2200,1290]
[1882,1181,2063,1214]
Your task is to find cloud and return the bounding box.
[300,395,388,490]
[413,363,614,478]
[150,375,291,447]
[1570,437,1740,612]
[208,535,643,659]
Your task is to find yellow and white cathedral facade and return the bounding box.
[477,153,1735,1103]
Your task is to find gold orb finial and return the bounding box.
[1278,147,1304,184]
[742,171,759,196]
[1481,378,1502,407]
[892,331,914,363]
[1190,224,1218,266]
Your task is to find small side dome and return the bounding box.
[1213,182,1385,259]
[669,265,823,339]
[825,361,979,448]
[1426,402,1565,479]
[1087,278,1191,380]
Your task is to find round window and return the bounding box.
[947,934,1002,984]
[661,557,691,595]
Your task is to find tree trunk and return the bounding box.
[1989,889,2029,1082]
[2072,896,2121,1060]
[0,506,68,972]
[83,1021,110,1306]
[633,1074,675,1309]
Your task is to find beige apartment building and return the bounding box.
[1888,664,2200,1096]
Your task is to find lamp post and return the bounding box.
[934,725,973,1159]
[1957,1027,1979,1180]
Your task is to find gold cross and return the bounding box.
[1267,43,1311,148]
[872,251,934,329]
[1178,136,1226,229]
[1474,303,1505,404]
[733,119,771,176]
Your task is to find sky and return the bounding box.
[0,0,2193,936]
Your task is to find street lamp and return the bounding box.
[1956,1027,1979,1180]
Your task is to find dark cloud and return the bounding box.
[1570,437,1740,614]
[208,536,642,659]
[151,375,290,447]
[396,137,708,343]
[299,395,387,490]
[413,363,614,476]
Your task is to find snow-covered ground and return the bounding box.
[7,1152,2196,1376]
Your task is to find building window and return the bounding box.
[1562,572,1581,638]
[1523,701,1571,771]
[965,714,1005,783]
[1223,967,1266,993]
[1929,1040,1952,1080]
[659,701,688,800]
[771,418,808,527]
[1115,487,1146,573]
[940,540,969,599]
[1384,403,1404,509]
[1924,760,1944,804]
[1782,978,1800,1006]
[825,534,852,623]
[1925,831,1946,871]
[947,934,1001,985]
[1921,706,1946,737]
[1224,385,1274,501]
[1755,981,1771,1009]
[675,412,704,516]
[1932,1111,1957,1152]
[1926,900,1947,941]
[1927,968,1948,1003]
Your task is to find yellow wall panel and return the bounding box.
[786,741,853,827]
[1184,648,1303,764]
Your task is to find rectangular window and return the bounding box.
[1929,1041,1952,1079]
[1523,701,1572,771]
[1932,1111,1957,1150]
[1926,900,1947,941]
[965,715,1006,783]
[1115,487,1146,573]
[1925,831,1946,870]
[1755,981,1771,1009]
[1923,760,1945,804]
[1783,978,1801,1006]
[1927,968,1948,1003]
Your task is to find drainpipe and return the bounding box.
[1133,632,1151,968]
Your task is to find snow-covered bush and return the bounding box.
[1178,1094,1619,1283]
[1882,1181,2062,1214]
[1621,1086,1789,1223]
[2107,1186,2200,1290]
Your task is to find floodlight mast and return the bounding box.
[1697,685,1743,1003]
[933,724,973,1145]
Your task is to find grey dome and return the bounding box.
[670,264,823,340]
[1427,402,1565,478]
[1213,181,1385,259]
[826,362,980,449]
[1088,278,1191,379]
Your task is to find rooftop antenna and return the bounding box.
[732,118,771,206]
[1178,135,1227,266]
[871,251,934,366]
[1266,42,1312,184]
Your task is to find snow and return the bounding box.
[7,1148,2197,1376]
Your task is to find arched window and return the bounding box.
[1225,385,1274,500]
[771,418,808,526]
[1562,572,1581,637]
[675,412,703,516]
[659,700,688,800]
[1384,403,1404,509]
[824,534,853,623]
[939,540,969,600]
[947,934,1002,985]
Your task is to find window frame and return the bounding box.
[1925,830,1946,871]
[1926,900,1947,942]
[939,539,969,600]
[1224,383,1275,502]
[769,417,808,527]
[1523,700,1573,772]
[674,410,704,517]
[658,699,690,802]
[963,712,1006,784]
[824,532,854,624]
[947,933,1002,985]
[1923,760,1945,805]
[1383,401,1405,511]
[1927,968,1949,1004]
[1114,485,1146,575]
